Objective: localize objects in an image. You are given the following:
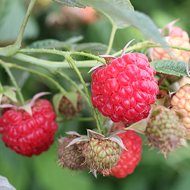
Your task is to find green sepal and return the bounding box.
[2,86,18,102]
[0,86,18,104]
[52,93,65,115]
[0,94,2,104]
[127,118,148,134]
[52,90,78,115]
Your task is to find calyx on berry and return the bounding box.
[53,87,83,120]
[0,92,58,157]
[66,128,126,177]
[91,44,158,125]
[0,92,50,115]
[0,86,17,105]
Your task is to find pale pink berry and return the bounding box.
[171,84,190,135]
[151,26,190,62]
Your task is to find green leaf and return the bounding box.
[150,60,187,76]
[26,36,83,49]
[82,0,134,29]
[81,0,166,47]
[0,175,16,190]
[72,42,115,55]
[53,0,86,7]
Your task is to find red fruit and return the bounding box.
[0,99,58,157]
[101,127,142,178]
[91,53,158,125]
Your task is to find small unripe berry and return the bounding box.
[57,136,87,171]
[82,138,123,171]
[145,106,185,157]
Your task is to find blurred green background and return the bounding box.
[1,0,190,189]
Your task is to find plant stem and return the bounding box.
[112,41,190,57]
[0,59,66,94]
[73,117,95,121]
[0,60,25,105]
[18,48,106,64]
[0,0,37,56]
[65,55,103,134]
[105,24,117,55]
[58,71,90,104]
[13,53,101,68]
[69,51,105,64]
[14,0,37,48]
[0,82,4,92]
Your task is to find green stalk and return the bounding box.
[73,117,95,121]
[58,71,90,104]
[105,24,117,55]
[69,51,105,64]
[14,0,37,49]
[112,41,190,57]
[0,60,66,94]
[0,60,25,105]
[65,55,103,134]
[18,49,106,64]
[0,0,37,56]
[0,82,4,92]
[13,53,101,68]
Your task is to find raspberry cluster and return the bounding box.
[0,99,58,157]
[91,53,158,124]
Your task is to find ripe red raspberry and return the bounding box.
[91,53,158,125]
[0,99,58,157]
[100,127,142,178]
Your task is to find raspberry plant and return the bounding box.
[0,0,190,189]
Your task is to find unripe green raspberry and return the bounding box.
[82,138,123,171]
[171,84,190,135]
[145,106,185,157]
[57,136,87,171]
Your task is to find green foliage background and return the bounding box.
[0,0,190,189]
